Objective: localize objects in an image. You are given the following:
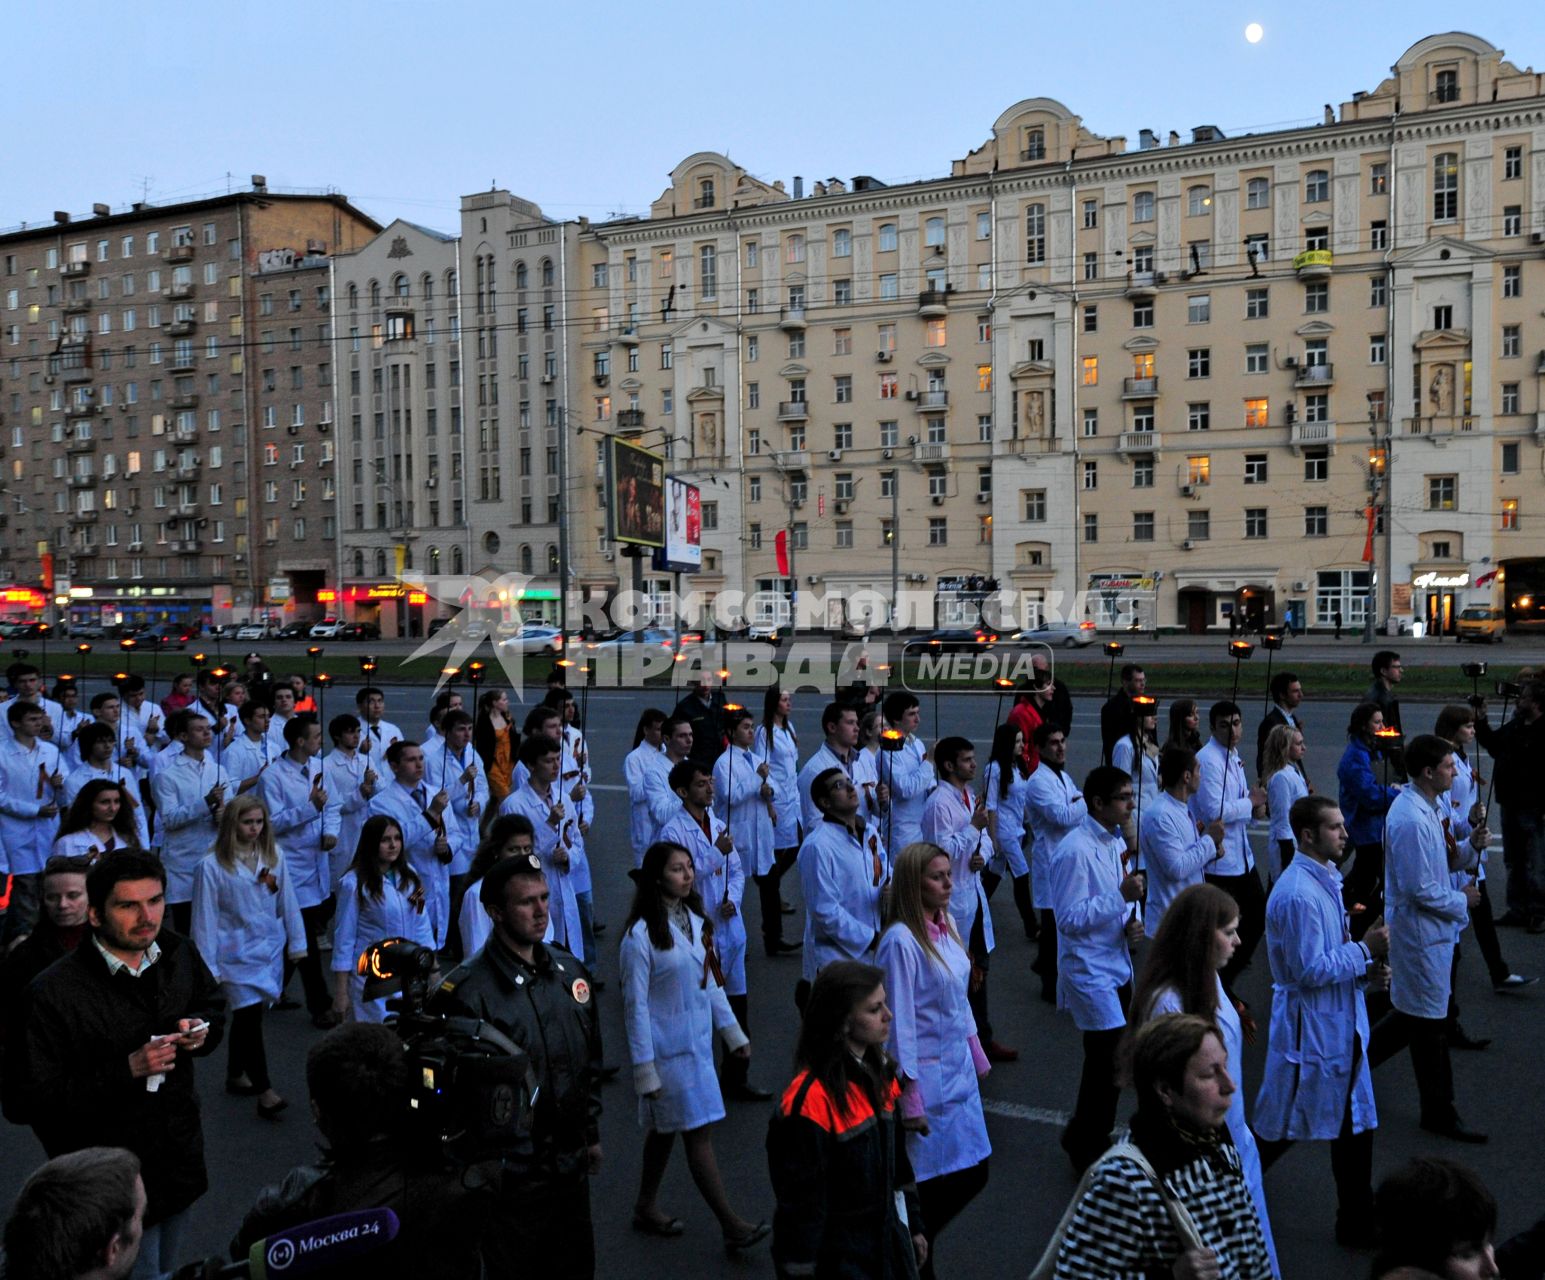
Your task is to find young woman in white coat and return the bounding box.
[753,684,801,951]
[715,708,775,888]
[52,779,142,859]
[877,841,991,1280]
[190,793,306,1120]
[1129,882,1279,1276]
[620,839,769,1253]
[331,814,436,1023]
[1262,724,1309,886]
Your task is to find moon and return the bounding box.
[1244,21,1264,43]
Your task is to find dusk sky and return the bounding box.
[6,2,1540,234]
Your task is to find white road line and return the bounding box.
[982,1099,1070,1127]
[590,783,628,792]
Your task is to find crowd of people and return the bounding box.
[0,648,1543,1278]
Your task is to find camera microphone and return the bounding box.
[189,1208,399,1278]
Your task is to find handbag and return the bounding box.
[1027,1142,1207,1279]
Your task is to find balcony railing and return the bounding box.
[778,307,807,330]
[616,409,645,430]
[1122,376,1159,398]
[68,474,96,489]
[912,390,949,411]
[163,242,196,263]
[917,289,950,316]
[165,318,195,336]
[1289,420,1336,453]
[1293,249,1333,278]
[913,441,951,462]
[60,260,90,277]
[171,393,199,410]
[65,435,95,454]
[1118,430,1159,455]
[163,282,194,300]
[1294,362,1334,387]
[770,449,811,471]
[1124,271,1159,299]
[777,400,809,421]
[170,427,199,445]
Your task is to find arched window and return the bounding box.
[784,234,805,264]
[346,283,359,311]
[1132,191,1155,223]
[392,274,409,299]
[520,544,533,574]
[446,270,458,296]
[482,531,501,556]
[374,548,387,576]
[402,548,413,571]
[515,262,527,289]
[1303,169,1329,203]
[451,545,464,574]
[420,273,433,301]
[546,545,559,573]
[1187,186,1212,216]
[924,217,946,247]
[541,259,554,286]
[1245,177,1269,210]
[877,223,898,253]
[352,549,365,576]
[697,178,715,208]
[428,545,440,571]
[369,280,381,307]
[1433,153,1459,221]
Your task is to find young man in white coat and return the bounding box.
[366,740,453,949]
[1139,745,1224,935]
[923,736,1014,1064]
[657,759,766,1102]
[1049,764,1145,1174]
[1023,721,1085,1003]
[798,702,887,833]
[797,768,886,1006]
[635,715,693,853]
[1254,794,1390,1250]
[0,701,66,944]
[623,709,671,867]
[879,692,934,855]
[423,709,488,954]
[499,735,584,961]
[1368,733,1488,1144]
[149,710,231,936]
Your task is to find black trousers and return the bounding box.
[282,898,335,1016]
[967,904,992,1044]
[227,1003,271,1091]
[1256,1082,1372,1227]
[1032,908,1058,999]
[722,993,751,1088]
[1062,984,1131,1172]
[1342,841,1385,941]
[916,1158,988,1280]
[1205,866,1265,994]
[981,869,1036,938]
[485,1170,594,1280]
[1369,1007,1457,1129]
[1470,878,1510,985]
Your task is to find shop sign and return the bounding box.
[1413,570,1470,589]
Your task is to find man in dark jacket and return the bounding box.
[1475,679,1545,931]
[1364,650,1406,780]
[1255,671,1306,780]
[1099,663,1146,765]
[672,677,726,767]
[3,849,224,1280]
[430,854,603,1279]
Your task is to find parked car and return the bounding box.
[235,622,274,641]
[309,618,346,639]
[913,627,1000,654]
[71,623,110,640]
[1456,606,1505,644]
[277,621,314,640]
[1010,619,1098,648]
[590,628,699,653]
[4,621,57,639]
[747,622,781,645]
[495,625,565,656]
[131,623,197,650]
[339,622,381,641]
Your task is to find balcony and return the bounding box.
[68,510,99,524]
[1293,249,1333,279]
[777,400,809,421]
[1294,362,1335,388]
[65,399,96,419]
[778,306,807,331]
[1118,430,1159,457]
[911,390,949,412]
[1289,420,1337,454]
[769,449,811,472]
[68,474,96,489]
[163,242,195,263]
[63,296,92,314]
[1124,271,1159,300]
[912,441,951,463]
[170,426,199,445]
[171,392,200,410]
[917,289,950,317]
[168,355,196,373]
[65,435,96,454]
[163,282,194,300]
[176,539,202,554]
[165,318,195,336]
[172,501,201,518]
[60,260,90,277]
[616,409,645,430]
[616,326,640,346]
[1122,376,1160,399]
[175,460,202,479]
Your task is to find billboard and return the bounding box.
[605,437,666,548]
[653,478,702,574]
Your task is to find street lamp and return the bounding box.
[1103,641,1125,698]
[1259,631,1283,713]
[1227,639,1254,705]
[76,642,92,682]
[314,672,333,725]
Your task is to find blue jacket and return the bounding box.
[1254,853,1377,1141]
[1336,739,1399,846]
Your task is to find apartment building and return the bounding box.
[559,31,1545,635]
[0,182,377,629]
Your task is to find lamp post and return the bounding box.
[307,646,323,692]
[1103,641,1125,699]
[118,637,137,688]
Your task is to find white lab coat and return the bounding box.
[53,828,135,859]
[713,745,775,877]
[423,737,489,876]
[921,785,995,954]
[753,723,802,849]
[984,760,1032,878]
[260,755,342,910]
[368,781,452,949]
[0,737,65,878]
[877,735,933,857]
[1139,790,1219,935]
[877,920,991,1183]
[0,697,63,745]
[332,868,436,1022]
[323,749,374,887]
[62,762,151,849]
[1191,739,1256,876]
[621,912,748,1134]
[1024,763,1087,909]
[624,742,671,864]
[797,743,861,834]
[1385,787,1469,1020]
[1051,815,1134,1032]
[499,780,584,956]
[796,816,886,983]
[657,807,748,996]
[221,733,273,794]
[53,708,92,773]
[190,850,306,1009]
[150,752,232,902]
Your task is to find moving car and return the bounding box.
[747,622,781,645]
[913,627,1000,654]
[495,625,565,655]
[1456,606,1505,644]
[131,623,196,650]
[1010,619,1098,648]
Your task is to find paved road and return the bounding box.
[4,686,1542,1277]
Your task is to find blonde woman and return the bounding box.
[1261,725,1308,885]
[191,794,306,1119]
[877,841,991,1279]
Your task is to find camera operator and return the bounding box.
[232,1024,494,1279]
[3,1147,147,1280]
[430,853,603,1279]
[1473,678,1545,932]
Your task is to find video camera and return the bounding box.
[358,938,540,1164]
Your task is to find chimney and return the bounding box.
[53,211,70,225]
[92,203,111,217]
[793,175,803,199]
[1138,129,1157,150]
[1168,130,1180,147]
[251,174,268,193]
[812,181,827,197]
[826,176,846,194]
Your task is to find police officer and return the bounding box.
[430,854,603,1279]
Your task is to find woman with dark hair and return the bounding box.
[769,959,927,1279]
[53,779,142,858]
[621,840,767,1251]
[981,722,1036,939]
[1337,701,1401,935]
[625,708,671,866]
[756,682,801,862]
[473,689,516,807]
[330,814,433,1023]
[1043,1013,1272,1279]
[1130,883,1278,1275]
[456,814,540,960]
[877,842,990,1280]
[1112,697,1161,853]
[1166,698,1203,755]
[1371,1157,1499,1280]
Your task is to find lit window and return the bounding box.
[1081,356,1098,386]
[1501,498,1519,531]
[1244,398,1269,428]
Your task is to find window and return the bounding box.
[1187,348,1210,378]
[924,217,946,248]
[1245,288,1268,319]
[1317,569,1370,626]
[1133,511,1155,542]
[1503,265,1521,298]
[1304,169,1329,203]
[1504,206,1522,237]
[928,518,947,546]
[1025,490,1047,521]
[833,278,852,306]
[748,475,762,502]
[1025,203,1045,264]
[1244,234,1269,266]
[1082,305,1098,334]
[977,365,992,393]
[746,382,759,409]
[699,245,717,298]
[1244,454,1268,484]
[1366,333,1386,365]
[832,228,852,258]
[1244,397,1269,428]
[1132,245,1154,273]
[1082,460,1098,490]
[743,241,757,268]
[1369,161,1389,195]
[1304,506,1328,537]
[1132,191,1155,223]
[1370,220,1388,251]
[1433,153,1459,220]
[877,223,898,253]
[880,420,898,447]
[1434,68,1458,103]
[1305,448,1328,481]
[784,234,805,264]
[834,521,854,549]
[1502,383,1520,415]
[1244,508,1267,539]
[879,373,897,399]
[976,211,992,240]
[1082,408,1099,437]
[1082,356,1098,386]
[924,318,946,347]
[1187,294,1210,324]
[1304,393,1328,423]
[833,423,853,450]
[1502,325,1521,358]
[1187,456,1210,486]
[1188,510,1211,541]
[1428,476,1457,510]
[1132,300,1154,328]
[1501,498,1520,531]
[1083,252,1099,281]
[1082,199,1098,229]
[787,331,805,359]
[1022,126,1046,160]
[1305,281,1328,313]
[834,376,852,403]
[1188,186,1212,217]
[1083,513,1098,542]
[878,273,898,300]
[1504,146,1523,180]
[1502,442,1520,473]
[1246,177,1269,209]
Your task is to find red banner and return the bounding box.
[774,529,789,578]
[40,553,54,593]
[1361,506,1376,564]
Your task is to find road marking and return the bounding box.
[982,1099,1070,1127]
[590,783,627,793]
